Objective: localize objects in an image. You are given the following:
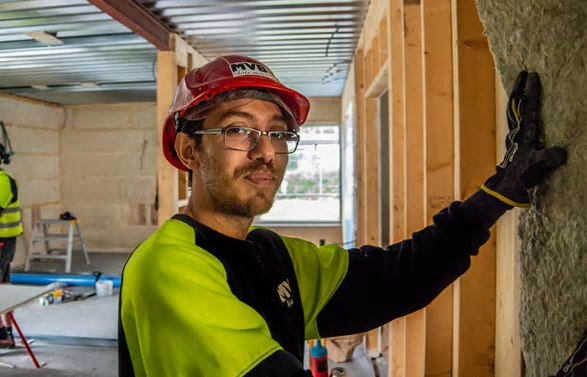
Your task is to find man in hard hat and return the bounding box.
[0,143,23,349]
[118,56,566,376]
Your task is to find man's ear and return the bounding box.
[174,133,200,170]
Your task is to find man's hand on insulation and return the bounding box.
[481,71,567,207]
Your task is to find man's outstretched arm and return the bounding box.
[317,71,567,338]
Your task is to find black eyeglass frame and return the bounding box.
[191,126,300,154]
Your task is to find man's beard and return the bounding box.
[200,157,283,218]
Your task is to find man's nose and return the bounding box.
[249,134,275,162]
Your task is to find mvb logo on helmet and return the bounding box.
[230,62,277,81]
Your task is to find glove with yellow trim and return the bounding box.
[481,71,567,207]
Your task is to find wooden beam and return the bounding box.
[389,0,406,248]
[451,0,497,376]
[365,48,375,90]
[372,35,381,74]
[88,0,172,50]
[494,75,521,377]
[390,319,407,376]
[364,94,381,357]
[388,0,407,373]
[365,95,380,244]
[354,49,367,246]
[379,17,389,66]
[421,0,455,376]
[402,0,426,375]
[156,51,179,224]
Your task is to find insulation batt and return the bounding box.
[475,1,587,375]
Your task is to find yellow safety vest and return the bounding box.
[0,170,23,238]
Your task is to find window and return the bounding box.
[255,124,341,224]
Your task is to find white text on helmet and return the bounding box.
[230,62,277,81]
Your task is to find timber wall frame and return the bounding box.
[349,0,521,376]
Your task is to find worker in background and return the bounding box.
[118,55,567,376]
[0,142,23,349]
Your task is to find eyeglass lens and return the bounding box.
[224,127,298,153]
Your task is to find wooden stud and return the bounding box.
[401,0,426,375]
[156,51,179,225]
[373,35,381,74]
[171,34,190,68]
[388,0,407,374]
[365,48,374,89]
[403,0,424,237]
[451,0,497,376]
[389,0,406,247]
[379,17,389,66]
[354,49,367,246]
[390,318,407,376]
[364,94,381,357]
[421,0,455,375]
[365,94,380,240]
[494,75,521,377]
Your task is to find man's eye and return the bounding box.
[270,132,286,140]
[226,127,248,135]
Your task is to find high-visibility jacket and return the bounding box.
[118,190,507,376]
[0,169,23,238]
[119,215,349,377]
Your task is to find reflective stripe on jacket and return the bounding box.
[0,170,23,238]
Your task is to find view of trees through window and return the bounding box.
[255,124,341,223]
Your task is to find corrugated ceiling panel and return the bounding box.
[0,0,369,104]
[140,0,368,96]
[0,0,158,104]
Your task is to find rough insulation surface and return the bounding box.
[476,1,587,375]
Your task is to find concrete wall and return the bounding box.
[0,94,64,265]
[307,97,342,124]
[62,103,158,252]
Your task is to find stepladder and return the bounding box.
[25,219,90,273]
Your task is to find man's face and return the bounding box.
[193,98,290,218]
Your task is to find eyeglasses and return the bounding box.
[191,126,300,154]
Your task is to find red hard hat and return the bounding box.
[162,55,311,171]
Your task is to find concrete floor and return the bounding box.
[2,252,386,376]
[3,252,123,376]
[0,343,116,376]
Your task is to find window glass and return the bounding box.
[255,124,341,223]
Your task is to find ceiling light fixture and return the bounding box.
[24,31,63,45]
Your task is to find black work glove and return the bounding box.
[481,71,567,207]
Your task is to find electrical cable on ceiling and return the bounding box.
[325,26,339,58]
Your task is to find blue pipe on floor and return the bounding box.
[10,272,121,288]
